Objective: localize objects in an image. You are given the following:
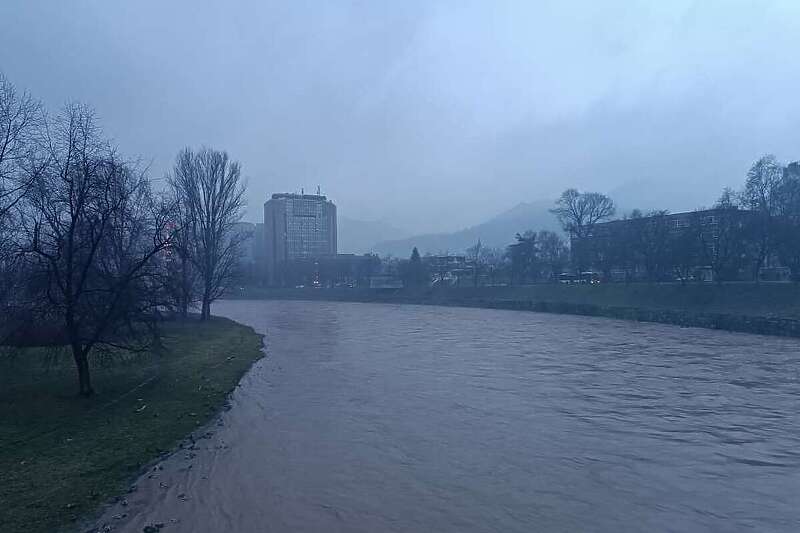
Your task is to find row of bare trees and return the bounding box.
[615,157,800,283]
[546,155,800,283]
[506,230,569,284]
[0,74,246,395]
[394,162,799,287]
[738,156,800,280]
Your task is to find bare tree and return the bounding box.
[537,230,568,281]
[466,239,483,287]
[551,189,616,239]
[0,74,43,306]
[0,73,41,221]
[716,187,738,209]
[480,246,507,285]
[551,189,615,271]
[168,147,246,320]
[23,104,172,395]
[631,210,672,282]
[164,186,198,317]
[773,162,800,281]
[700,193,747,284]
[669,218,702,284]
[740,155,783,280]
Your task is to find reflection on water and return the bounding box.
[104,300,800,532]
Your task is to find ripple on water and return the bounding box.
[97,300,800,533]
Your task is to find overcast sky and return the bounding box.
[2,1,799,233]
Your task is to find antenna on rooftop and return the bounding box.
[317,185,321,195]
[301,187,304,195]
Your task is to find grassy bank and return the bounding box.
[0,317,263,533]
[237,283,800,336]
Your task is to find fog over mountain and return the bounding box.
[344,182,710,257]
[2,1,799,234]
[372,200,560,257]
[337,217,408,255]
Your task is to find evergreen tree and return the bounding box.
[401,247,429,288]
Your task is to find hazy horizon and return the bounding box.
[2,0,799,233]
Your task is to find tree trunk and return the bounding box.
[753,248,765,282]
[72,346,94,396]
[201,297,211,320]
[180,255,190,318]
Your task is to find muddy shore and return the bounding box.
[88,403,247,533]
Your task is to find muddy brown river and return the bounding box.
[95,300,800,532]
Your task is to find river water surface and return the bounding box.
[97,300,800,532]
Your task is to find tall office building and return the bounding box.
[263,192,337,285]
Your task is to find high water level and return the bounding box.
[102,300,800,532]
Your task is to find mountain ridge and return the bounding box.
[338,216,408,255]
[371,199,561,257]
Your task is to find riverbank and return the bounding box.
[0,317,264,533]
[235,283,800,337]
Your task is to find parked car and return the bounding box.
[579,272,601,284]
[558,273,577,284]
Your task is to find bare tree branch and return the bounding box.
[21,103,172,396]
[168,146,246,320]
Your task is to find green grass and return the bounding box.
[239,282,800,319]
[0,317,263,533]
[477,282,800,318]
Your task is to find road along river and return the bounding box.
[95,299,800,532]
